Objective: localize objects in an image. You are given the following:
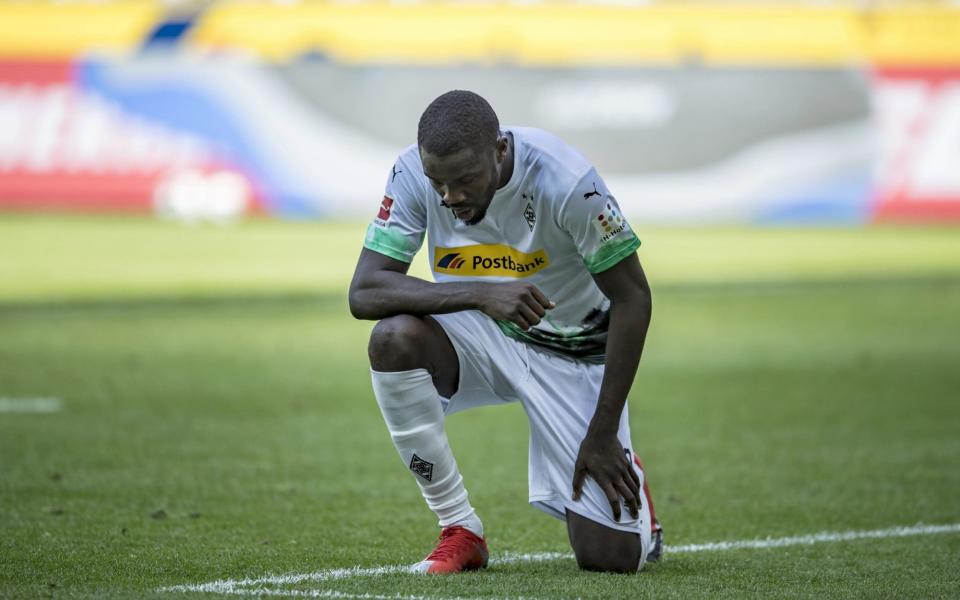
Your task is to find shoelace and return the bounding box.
[426,527,478,562]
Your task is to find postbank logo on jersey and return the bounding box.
[434,244,549,278]
[593,201,631,244]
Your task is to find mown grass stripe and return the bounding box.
[3,274,959,316]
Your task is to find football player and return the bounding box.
[349,90,662,573]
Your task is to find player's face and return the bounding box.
[420,137,507,226]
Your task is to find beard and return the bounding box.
[441,200,485,225]
[440,203,487,226]
[441,167,499,226]
[462,175,499,225]
[463,207,487,226]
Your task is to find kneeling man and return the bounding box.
[349,90,662,573]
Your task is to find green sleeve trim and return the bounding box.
[583,234,641,273]
[363,225,419,263]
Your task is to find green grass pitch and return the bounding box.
[1,215,959,599]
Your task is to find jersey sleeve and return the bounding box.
[363,154,427,263]
[558,168,641,274]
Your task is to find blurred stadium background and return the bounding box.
[3,3,960,598]
[2,0,959,224]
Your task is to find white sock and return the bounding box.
[371,368,483,538]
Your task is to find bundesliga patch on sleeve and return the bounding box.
[374,196,394,226]
[592,200,631,244]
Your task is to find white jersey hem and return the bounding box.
[529,493,647,535]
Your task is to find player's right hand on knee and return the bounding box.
[572,434,642,522]
[475,282,555,330]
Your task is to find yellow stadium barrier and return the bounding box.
[0,2,161,59]
[0,2,957,66]
[868,8,960,65]
[187,3,960,66]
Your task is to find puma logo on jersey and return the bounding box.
[583,182,601,200]
[435,244,549,278]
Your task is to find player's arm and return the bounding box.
[348,247,554,329]
[571,253,651,521]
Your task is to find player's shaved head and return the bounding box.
[418,91,512,227]
[418,91,500,156]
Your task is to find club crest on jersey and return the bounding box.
[376,196,394,224]
[593,201,630,243]
[434,244,549,278]
[522,194,536,232]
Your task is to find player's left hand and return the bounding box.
[571,433,641,522]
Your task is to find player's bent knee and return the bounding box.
[368,315,432,372]
[567,510,644,573]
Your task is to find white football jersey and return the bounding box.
[364,127,641,363]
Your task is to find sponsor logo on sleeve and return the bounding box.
[434,244,549,277]
[592,201,631,243]
[375,196,394,225]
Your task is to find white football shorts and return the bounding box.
[431,309,652,548]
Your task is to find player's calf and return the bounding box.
[368,314,484,545]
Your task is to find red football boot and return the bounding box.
[411,526,489,574]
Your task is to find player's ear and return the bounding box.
[495,133,509,162]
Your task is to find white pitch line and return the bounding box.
[160,522,960,597]
[161,554,576,595]
[207,589,435,599]
[668,522,960,553]
[212,589,547,600]
[0,397,62,414]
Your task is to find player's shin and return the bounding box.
[370,368,483,537]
